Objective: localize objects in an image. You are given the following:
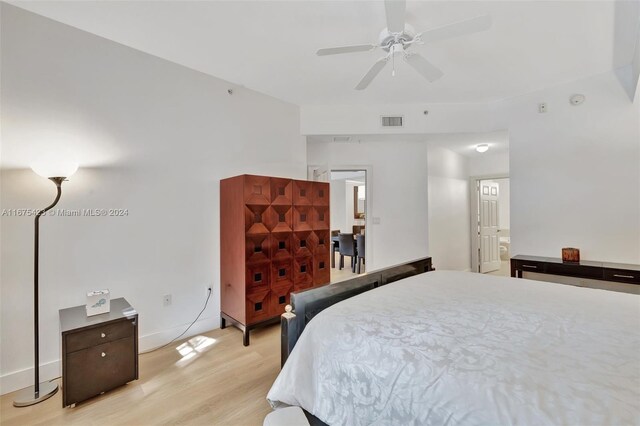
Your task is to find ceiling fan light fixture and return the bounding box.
[316,0,492,90]
[476,144,489,153]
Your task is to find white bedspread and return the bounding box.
[267,271,640,426]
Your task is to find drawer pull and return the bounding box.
[522,265,537,269]
[101,333,106,338]
[101,352,106,358]
[613,274,635,279]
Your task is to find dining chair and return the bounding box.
[356,234,365,274]
[338,233,356,273]
[331,230,340,268]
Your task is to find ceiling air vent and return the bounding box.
[333,136,351,142]
[381,116,403,127]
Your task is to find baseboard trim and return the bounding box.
[138,315,218,352]
[0,360,61,397]
[0,316,219,395]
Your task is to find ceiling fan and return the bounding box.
[316,0,492,90]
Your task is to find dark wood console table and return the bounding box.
[511,255,640,285]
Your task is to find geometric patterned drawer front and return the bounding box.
[221,174,332,343]
[313,253,331,285]
[312,206,330,230]
[266,205,293,233]
[294,280,314,293]
[271,259,293,288]
[271,177,293,205]
[294,256,314,288]
[245,234,271,264]
[245,263,270,290]
[269,283,293,317]
[312,182,329,206]
[293,231,314,258]
[270,232,292,260]
[246,289,271,325]
[244,205,270,235]
[244,175,271,205]
[293,205,313,231]
[293,180,313,206]
[312,230,330,256]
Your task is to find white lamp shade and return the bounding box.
[31,154,78,178]
[476,144,489,153]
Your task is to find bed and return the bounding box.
[267,267,640,425]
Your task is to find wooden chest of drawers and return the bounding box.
[220,175,331,346]
[59,297,138,407]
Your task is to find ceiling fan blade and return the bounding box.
[355,57,389,90]
[384,0,406,33]
[404,53,443,82]
[316,44,377,56]
[418,14,492,43]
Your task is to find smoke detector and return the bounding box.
[570,94,585,106]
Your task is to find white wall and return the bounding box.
[307,140,429,270]
[301,103,496,136]
[329,178,346,233]
[495,178,510,230]
[0,5,305,394]
[303,70,640,265]
[498,71,639,263]
[427,145,471,271]
[468,151,510,177]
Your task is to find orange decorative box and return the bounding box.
[562,248,580,263]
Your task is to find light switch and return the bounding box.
[372,217,381,225]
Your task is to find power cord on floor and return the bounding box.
[139,287,212,355]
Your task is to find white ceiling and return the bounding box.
[9,1,640,106]
[309,130,509,158]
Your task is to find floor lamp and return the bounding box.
[13,161,78,407]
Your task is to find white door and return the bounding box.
[479,181,501,273]
[307,165,329,182]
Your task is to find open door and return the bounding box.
[479,181,501,273]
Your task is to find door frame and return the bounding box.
[469,174,509,273]
[309,164,374,270]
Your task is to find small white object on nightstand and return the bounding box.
[86,289,110,316]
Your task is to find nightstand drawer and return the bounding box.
[604,269,640,284]
[546,263,602,280]
[65,337,136,405]
[65,319,134,353]
[513,260,546,273]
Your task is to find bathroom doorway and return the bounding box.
[471,176,510,276]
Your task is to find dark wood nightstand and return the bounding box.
[59,297,138,407]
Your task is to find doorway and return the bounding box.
[329,170,367,282]
[471,176,510,276]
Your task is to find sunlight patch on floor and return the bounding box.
[175,335,218,367]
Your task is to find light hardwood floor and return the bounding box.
[0,324,281,426]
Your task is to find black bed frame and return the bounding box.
[280,257,432,368]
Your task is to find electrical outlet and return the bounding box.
[163,294,172,306]
[538,103,547,113]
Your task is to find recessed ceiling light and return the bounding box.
[476,144,489,153]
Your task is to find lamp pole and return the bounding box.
[13,177,65,407]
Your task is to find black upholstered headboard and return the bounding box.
[280,257,432,367]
